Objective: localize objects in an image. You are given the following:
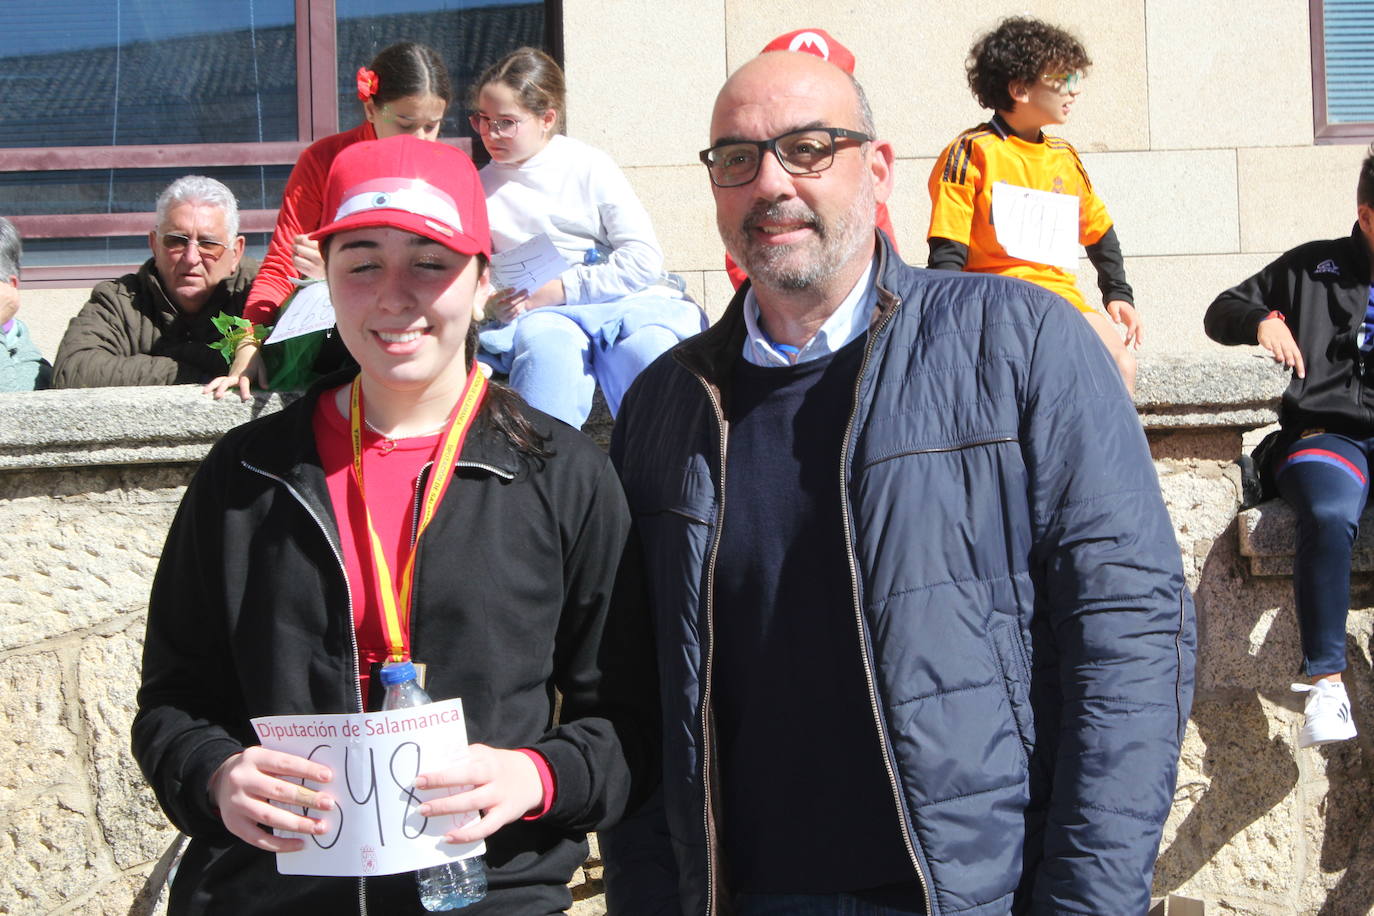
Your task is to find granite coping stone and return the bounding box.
[0,386,296,470]
[0,350,1287,471]
[1239,500,1374,576]
[1134,350,1285,429]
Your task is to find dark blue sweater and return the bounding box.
[713,335,921,902]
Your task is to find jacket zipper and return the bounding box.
[836,298,935,916]
[242,461,369,916]
[862,436,1018,467]
[411,465,428,550]
[456,459,514,479]
[687,371,729,916]
[1358,348,1370,427]
[1366,277,1374,428]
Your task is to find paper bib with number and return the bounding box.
[990,181,1080,270]
[252,698,485,877]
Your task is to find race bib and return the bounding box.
[991,181,1080,269]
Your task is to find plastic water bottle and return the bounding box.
[379,661,488,910]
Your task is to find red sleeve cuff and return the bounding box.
[515,748,556,820]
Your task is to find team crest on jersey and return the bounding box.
[1315,259,1340,277]
[1052,177,1065,193]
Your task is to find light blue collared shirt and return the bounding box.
[741,257,877,367]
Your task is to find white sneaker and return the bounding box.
[1291,680,1357,748]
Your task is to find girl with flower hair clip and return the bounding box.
[207,41,454,399]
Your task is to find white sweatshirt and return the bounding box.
[480,134,666,305]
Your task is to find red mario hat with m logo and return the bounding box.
[760,28,857,75]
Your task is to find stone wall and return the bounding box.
[1139,356,1374,915]
[2,353,1372,915]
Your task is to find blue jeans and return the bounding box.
[733,893,926,916]
[478,295,705,427]
[1275,432,1374,676]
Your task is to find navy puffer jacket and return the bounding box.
[604,236,1195,916]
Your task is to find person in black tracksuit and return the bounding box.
[132,136,657,915]
[1203,147,1374,748]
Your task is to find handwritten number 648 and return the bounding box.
[290,743,433,849]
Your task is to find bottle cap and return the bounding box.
[378,660,417,686]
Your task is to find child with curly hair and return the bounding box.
[928,16,1141,391]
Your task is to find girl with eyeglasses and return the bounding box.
[206,42,454,400]
[470,47,704,428]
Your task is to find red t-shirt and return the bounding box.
[311,388,556,817]
[313,386,439,704]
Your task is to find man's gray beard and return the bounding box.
[728,184,874,291]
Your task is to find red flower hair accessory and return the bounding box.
[356,67,380,102]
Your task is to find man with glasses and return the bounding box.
[719,27,900,291]
[604,47,1193,916]
[53,175,255,387]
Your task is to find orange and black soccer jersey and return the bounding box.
[927,114,1123,312]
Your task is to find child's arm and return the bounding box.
[243,156,327,326]
[926,136,979,271]
[927,237,969,271]
[1084,227,1132,304]
[1085,227,1141,346]
[560,153,664,306]
[1077,146,1141,346]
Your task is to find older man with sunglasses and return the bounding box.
[53,176,256,387]
[603,48,1194,916]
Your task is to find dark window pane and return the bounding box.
[24,233,271,269]
[335,1,546,147]
[0,165,292,217]
[0,1,298,148]
[1324,1,1374,124]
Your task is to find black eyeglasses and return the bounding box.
[699,127,872,188]
[160,233,228,260]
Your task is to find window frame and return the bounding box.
[1311,0,1374,144]
[1,0,558,287]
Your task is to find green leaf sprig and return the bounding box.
[209,313,270,365]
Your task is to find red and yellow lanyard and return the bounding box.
[348,366,487,662]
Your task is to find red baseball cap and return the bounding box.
[312,135,490,257]
[760,28,856,74]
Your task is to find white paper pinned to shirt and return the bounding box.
[990,181,1080,270]
[490,233,571,294]
[264,281,335,344]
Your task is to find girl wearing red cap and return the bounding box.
[207,42,454,400]
[471,47,705,427]
[134,135,656,914]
